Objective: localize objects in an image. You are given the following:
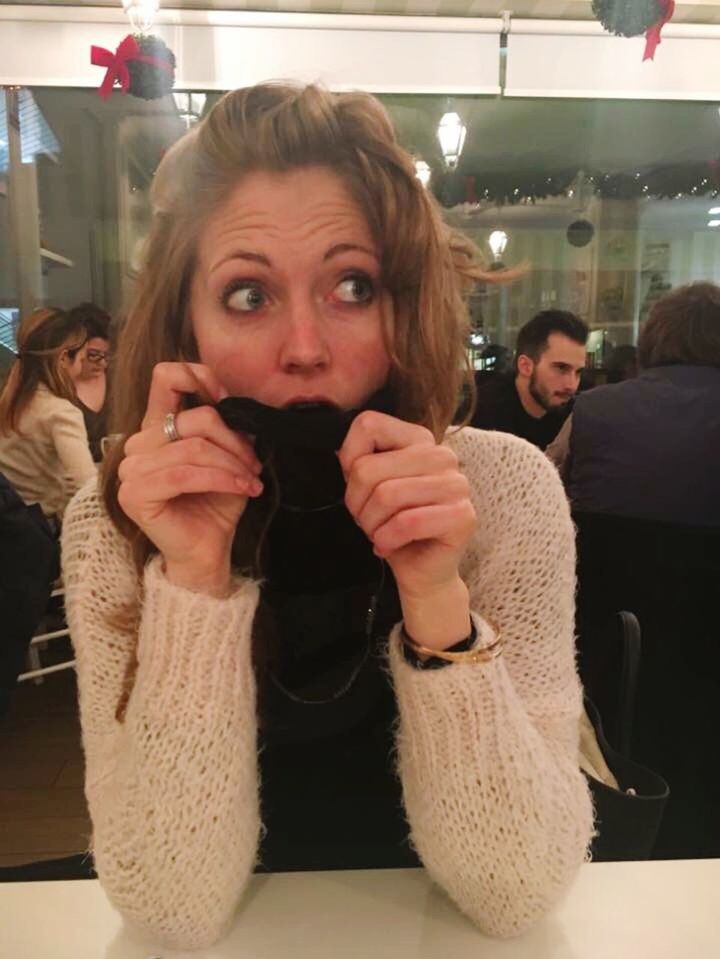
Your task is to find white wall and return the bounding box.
[0,8,502,95]
[506,20,720,100]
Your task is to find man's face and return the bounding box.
[520,332,586,412]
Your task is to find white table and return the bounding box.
[2,860,719,959]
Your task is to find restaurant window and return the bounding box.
[1,87,719,374]
[378,94,720,370]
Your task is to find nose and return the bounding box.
[563,370,580,393]
[279,298,330,374]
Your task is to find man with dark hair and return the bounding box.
[548,282,720,526]
[471,309,588,449]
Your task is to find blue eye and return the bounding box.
[334,274,375,304]
[223,282,266,313]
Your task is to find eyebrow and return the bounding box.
[209,242,378,275]
[323,243,378,262]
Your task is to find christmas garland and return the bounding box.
[127,36,176,100]
[591,0,675,60]
[591,0,664,38]
[437,161,720,208]
[91,34,176,101]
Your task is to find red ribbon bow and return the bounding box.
[643,0,675,62]
[91,34,172,99]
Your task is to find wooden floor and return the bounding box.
[0,655,90,868]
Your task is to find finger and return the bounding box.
[371,501,477,558]
[353,473,469,539]
[118,465,261,516]
[126,404,263,474]
[119,437,264,493]
[338,411,434,479]
[344,444,459,518]
[142,362,230,428]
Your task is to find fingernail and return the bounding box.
[250,479,264,496]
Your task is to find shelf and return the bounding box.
[40,247,74,269]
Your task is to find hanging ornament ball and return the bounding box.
[567,219,595,248]
[591,0,664,38]
[127,35,176,100]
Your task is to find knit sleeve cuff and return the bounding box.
[135,555,260,691]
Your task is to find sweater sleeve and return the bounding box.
[388,429,594,937]
[62,481,262,949]
[48,401,97,509]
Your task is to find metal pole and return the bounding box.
[5,86,42,319]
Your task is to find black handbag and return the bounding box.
[581,612,669,861]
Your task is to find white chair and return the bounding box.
[17,585,75,684]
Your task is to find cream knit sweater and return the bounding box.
[0,385,96,518]
[62,426,594,950]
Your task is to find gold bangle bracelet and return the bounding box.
[403,622,504,665]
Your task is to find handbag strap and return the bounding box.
[614,610,641,760]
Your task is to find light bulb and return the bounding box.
[488,230,508,259]
[122,0,159,32]
[414,159,431,189]
[437,112,467,170]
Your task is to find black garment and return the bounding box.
[567,365,720,527]
[0,473,59,720]
[253,442,421,872]
[471,372,570,450]
[78,400,107,463]
[574,512,720,858]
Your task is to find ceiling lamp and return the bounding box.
[437,111,467,170]
[122,0,160,33]
[488,230,509,261]
[414,159,431,189]
[173,92,207,129]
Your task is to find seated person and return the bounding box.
[0,472,59,720]
[471,310,588,450]
[62,84,593,949]
[65,303,112,461]
[547,281,720,528]
[0,308,96,526]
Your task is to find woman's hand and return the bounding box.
[117,362,264,597]
[339,412,476,650]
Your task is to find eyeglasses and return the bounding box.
[86,349,110,363]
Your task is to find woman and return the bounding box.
[0,307,96,523]
[62,84,593,950]
[64,303,112,462]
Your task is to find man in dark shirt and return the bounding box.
[471,309,588,449]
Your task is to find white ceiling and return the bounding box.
[4,0,720,22]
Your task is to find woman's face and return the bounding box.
[80,337,110,379]
[65,337,109,382]
[190,167,392,411]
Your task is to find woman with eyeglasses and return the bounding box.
[0,307,96,526]
[64,303,112,462]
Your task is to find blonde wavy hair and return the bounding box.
[0,307,86,435]
[103,82,510,559]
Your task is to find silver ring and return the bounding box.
[163,411,180,443]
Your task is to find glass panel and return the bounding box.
[0,92,19,379]
[379,94,720,369]
[5,87,717,367]
[17,87,217,316]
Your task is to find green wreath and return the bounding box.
[591,0,664,37]
[127,35,176,101]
